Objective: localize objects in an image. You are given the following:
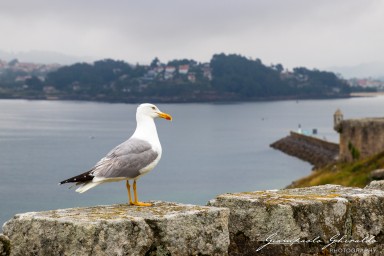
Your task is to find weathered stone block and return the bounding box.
[209,184,384,256]
[365,180,384,190]
[2,202,229,256]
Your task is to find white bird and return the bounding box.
[60,103,172,206]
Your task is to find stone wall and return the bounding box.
[2,202,229,256]
[209,184,384,256]
[338,118,384,162]
[3,184,384,256]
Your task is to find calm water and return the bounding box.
[1,97,384,226]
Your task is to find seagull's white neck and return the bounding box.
[131,114,161,149]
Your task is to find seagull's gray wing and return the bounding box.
[91,138,158,179]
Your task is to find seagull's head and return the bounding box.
[137,103,172,121]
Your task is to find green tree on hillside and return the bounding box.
[210,53,287,98]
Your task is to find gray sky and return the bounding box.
[1,0,383,69]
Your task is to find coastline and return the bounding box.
[350,92,384,97]
[0,93,352,104]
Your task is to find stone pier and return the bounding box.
[270,132,339,168]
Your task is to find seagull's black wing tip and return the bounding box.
[59,170,94,185]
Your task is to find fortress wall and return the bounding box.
[339,118,384,162]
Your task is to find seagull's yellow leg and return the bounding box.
[126,181,134,205]
[132,180,152,207]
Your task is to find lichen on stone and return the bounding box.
[2,201,229,256]
[210,184,384,255]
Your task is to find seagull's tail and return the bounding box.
[75,182,100,193]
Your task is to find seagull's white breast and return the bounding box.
[132,115,163,178]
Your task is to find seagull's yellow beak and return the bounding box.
[157,112,172,121]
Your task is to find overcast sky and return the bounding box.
[1,0,383,69]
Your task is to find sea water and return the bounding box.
[1,96,384,226]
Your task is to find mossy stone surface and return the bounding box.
[3,201,229,256]
[209,184,384,256]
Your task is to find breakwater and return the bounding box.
[270,131,339,168]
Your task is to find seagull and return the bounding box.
[59,103,172,206]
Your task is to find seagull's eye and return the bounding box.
[151,107,156,110]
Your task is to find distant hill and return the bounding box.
[0,54,356,102]
[0,49,95,65]
[327,61,384,79]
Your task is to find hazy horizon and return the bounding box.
[1,0,383,74]
[1,48,383,79]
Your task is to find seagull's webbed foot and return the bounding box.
[131,201,152,207]
[126,180,152,207]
